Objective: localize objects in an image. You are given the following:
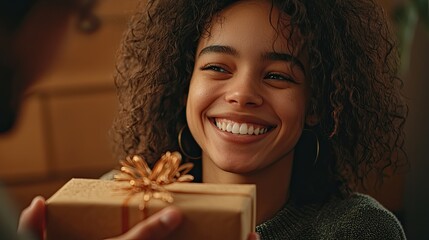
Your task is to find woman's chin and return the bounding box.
[212,158,260,175]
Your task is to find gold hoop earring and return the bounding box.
[303,129,320,165]
[178,125,201,160]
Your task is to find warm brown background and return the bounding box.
[0,0,137,210]
[0,0,427,238]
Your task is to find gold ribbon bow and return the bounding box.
[114,151,194,210]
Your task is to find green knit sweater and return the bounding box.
[256,193,406,240]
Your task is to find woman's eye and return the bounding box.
[265,73,297,83]
[201,65,229,73]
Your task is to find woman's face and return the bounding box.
[186,0,311,174]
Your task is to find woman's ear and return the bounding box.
[305,114,319,127]
[305,99,319,127]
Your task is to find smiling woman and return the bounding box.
[112,0,408,239]
[188,0,307,186]
[186,2,309,225]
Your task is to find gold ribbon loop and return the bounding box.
[114,151,194,210]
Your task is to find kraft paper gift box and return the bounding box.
[46,178,256,240]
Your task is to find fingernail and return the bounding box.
[31,196,44,206]
[159,207,182,229]
[33,195,45,202]
[250,232,260,240]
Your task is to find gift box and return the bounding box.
[46,178,256,240]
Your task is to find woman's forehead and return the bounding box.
[197,0,306,59]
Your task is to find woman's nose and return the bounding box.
[224,74,263,107]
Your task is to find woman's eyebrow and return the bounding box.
[262,52,306,74]
[198,45,238,57]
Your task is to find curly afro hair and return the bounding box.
[111,0,407,203]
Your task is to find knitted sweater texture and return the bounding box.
[256,193,406,240]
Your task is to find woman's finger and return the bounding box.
[18,196,46,239]
[247,232,260,240]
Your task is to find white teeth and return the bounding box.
[239,123,247,134]
[215,120,269,135]
[226,123,232,132]
[222,122,227,131]
[248,125,254,134]
[254,128,260,135]
[232,123,240,134]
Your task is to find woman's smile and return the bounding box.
[207,115,277,145]
[210,117,275,136]
[213,118,274,136]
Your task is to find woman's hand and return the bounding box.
[18,196,183,240]
[106,206,183,240]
